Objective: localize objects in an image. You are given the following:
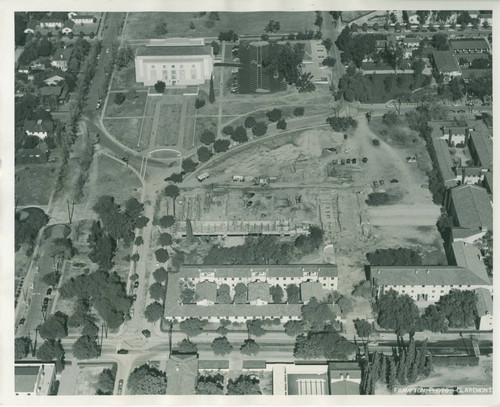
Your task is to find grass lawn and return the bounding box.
[140,118,154,148]
[156,103,183,146]
[103,118,144,150]
[75,364,114,396]
[195,116,218,143]
[104,91,147,118]
[111,64,147,91]
[182,101,196,150]
[124,11,316,39]
[15,165,58,206]
[360,73,431,103]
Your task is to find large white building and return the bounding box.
[370,242,491,305]
[165,264,339,323]
[135,38,214,87]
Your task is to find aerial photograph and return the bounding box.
[11,8,494,398]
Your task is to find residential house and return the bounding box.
[39,85,68,109]
[43,75,65,86]
[166,353,198,395]
[468,131,492,170]
[18,65,30,74]
[401,37,421,49]
[475,288,493,331]
[15,363,56,396]
[449,38,490,54]
[51,46,73,71]
[62,20,75,34]
[24,19,38,34]
[164,264,338,323]
[135,38,214,86]
[24,119,53,139]
[30,61,46,71]
[328,361,361,395]
[432,51,461,81]
[458,166,486,185]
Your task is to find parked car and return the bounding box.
[340,159,345,165]
[142,329,151,338]
[19,318,25,326]
[346,158,351,164]
[134,281,139,288]
[117,349,128,354]
[362,157,368,163]
[390,178,399,183]
[373,181,379,188]
[43,297,49,306]
[117,379,124,394]
[351,158,357,164]
[46,287,52,296]
[132,294,137,301]
[379,180,385,185]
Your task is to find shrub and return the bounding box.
[197,146,213,162]
[200,129,216,145]
[195,98,205,109]
[222,125,234,136]
[114,92,126,105]
[266,108,282,122]
[276,119,287,130]
[293,107,304,116]
[244,116,256,128]
[231,126,248,143]
[154,81,166,94]
[214,138,230,153]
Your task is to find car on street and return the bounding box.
[134,281,139,288]
[43,297,49,306]
[142,329,151,338]
[351,158,357,164]
[346,158,351,164]
[132,294,137,301]
[46,287,52,296]
[117,349,128,354]
[19,318,25,326]
[390,178,399,183]
[117,379,124,394]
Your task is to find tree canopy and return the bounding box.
[39,311,68,340]
[227,375,261,395]
[367,248,423,266]
[72,335,100,360]
[301,297,337,331]
[144,301,164,322]
[149,283,166,301]
[127,364,167,395]
[211,336,233,356]
[180,318,207,337]
[15,336,31,360]
[376,289,420,335]
[294,331,357,359]
[240,339,260,356]
[437,290,477,328]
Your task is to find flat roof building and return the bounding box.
[135,38,214,86]
[15,363,56,396]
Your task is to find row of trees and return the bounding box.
[203,226,324,265]
[196,374,261,395]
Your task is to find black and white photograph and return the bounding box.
[1,0,497,403]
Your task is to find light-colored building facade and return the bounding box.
[135,38,214,87]
[475,288,493,331]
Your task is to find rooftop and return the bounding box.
[432,138,457,183]
[370,265,491,286]
[40,86,63,97]
[432,51,460,73]
[136,45,212,57]
[475,288,493,316]
[165,302,303,318]
[483,172,493,194]
[469,131,492,168]
[450,185,492,230]
[330,380,361,395]
[52,47,73,61]
[14,366,39,393]
[166,353,198,395]
[449,38,489,51]
[451,242,490,282]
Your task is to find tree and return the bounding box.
[200,129,216,145]
[265,20,281,33]
[416,10,430,25]
[15,336,31,360]
[431,33,450,51]
[49,238,75,261]
[222,125,234,136]
[182,158,198,173]
[352,280,372,299]
[284,320,304,337]
[154,20,168,35]
[301,297,336,331]
[227,375,261,395]
[295,72,316,92]
[196,378,224,395]
[36,339,65,368]
[293,107,304,116]
[72,335,100,360]
[155,248,169,263]
[322,38,333,51]
[144,301,163,322]
[266,108,282,122]
[377,290,420,335]
[197,146,213,162]
[216,284,232,304]
[135,236,144,246]
[96,367,116,395]
[470,58,491,69]
[181,287,195,303]
[382,111,400,126]
[437,290,477,328]
[127,364,167,395]
[149,283,166,301]
[209,76,215,103]
[180,318,206,337]
[234,282,247,304]
[294,331,357,360]
[114,92,126,105]
[354,319,372,337]
[211,40,220,55]
[154,81,166,94]
[240,339,260,356]
[322,56,336,67]
[269,285,284,303]
[158,232,172,247]
[218,30,239,42]
[373,22,379,31]
[246,319,266,337]
[213,138,230,153]
[178,338,197,353]
[337,295,354,316]
[366,248,423,266]
[421,304,448,332]
[252,122,268,137]
[286,284,301,304]
[153,267,168,284]
[211,336,233,355]
[244,116,256,128]
[169,173,183,183]
[231,125,248,143]
[195,98,205,109]
[81,323,99,337]
[158,215,175,228]
[39,311,68,340]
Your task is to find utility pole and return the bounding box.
[32,327,39,357]
[66,199,76,224]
